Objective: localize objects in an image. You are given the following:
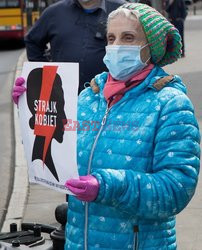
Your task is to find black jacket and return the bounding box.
[166,0,187,21]
[24,0,126,93]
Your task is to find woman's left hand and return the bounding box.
[65,175,99,202]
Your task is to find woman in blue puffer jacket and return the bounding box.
[64,3,200,250]
[12,3,201,250]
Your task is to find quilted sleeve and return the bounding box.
[92,94,201,219]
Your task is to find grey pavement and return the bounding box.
[1,11,202,250]
[0,44,24,229]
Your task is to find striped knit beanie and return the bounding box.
[119,3,182,66]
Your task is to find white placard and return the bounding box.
[18,62,79,193]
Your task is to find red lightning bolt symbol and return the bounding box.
[34,65,58,165]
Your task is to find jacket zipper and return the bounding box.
[84,105,112,250]
[133,226,139,250]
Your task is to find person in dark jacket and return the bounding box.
[24,0,126,93]
[166,0,187,57]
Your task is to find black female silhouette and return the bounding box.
[27,67,67,182]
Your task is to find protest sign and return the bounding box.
[18,62,79,193]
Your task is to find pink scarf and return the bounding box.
[103,64,154,107]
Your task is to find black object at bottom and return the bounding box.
[0,203,68,250]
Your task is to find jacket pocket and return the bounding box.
[133,225,139,250]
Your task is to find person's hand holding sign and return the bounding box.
[12,77,26,104]
[65,175,99,202]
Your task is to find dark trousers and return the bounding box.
[171,19,185,56]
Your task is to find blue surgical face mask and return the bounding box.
[103,44,150,81]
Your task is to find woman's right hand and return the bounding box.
[12,77,26,104]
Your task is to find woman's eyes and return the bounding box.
[107,36,115,44]
[107,34,135,44]
[123,35,135,42]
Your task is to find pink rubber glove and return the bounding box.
[65,175,99,202]
[12,77,26,104]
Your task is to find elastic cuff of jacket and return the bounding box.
[92,172,104,203]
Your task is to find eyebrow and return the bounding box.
[121,31,136,35]
[107,31,137,36]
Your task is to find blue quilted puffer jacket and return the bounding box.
[65,66,200,250]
